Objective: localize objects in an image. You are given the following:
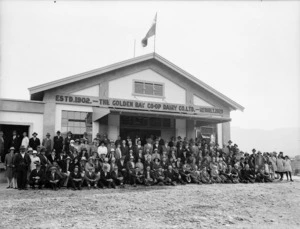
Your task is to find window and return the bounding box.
[61,111,93,142]
[134,81,164,97]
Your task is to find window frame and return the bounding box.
[132,80,165,98]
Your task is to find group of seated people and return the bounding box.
[4,132,293,191]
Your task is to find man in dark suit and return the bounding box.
[164,165,176,186]
[64,131,73,154]
[70,165,83,190]
[84,167,98,189]
[111,165,124,188]
[29,132,41,150]
[29,162,45,189]
[53,131,64,156]
[14,145,31,190]
[9,130,21,152]
[47,149,58,165]
[144,165,156,186]
[126,156,135,184]
[47,166,61,190]
[100,165,115,188]
[117,156,127,182]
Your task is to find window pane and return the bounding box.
[62,111,68,118]
[145,83,153,95]
[68,111,75,119]
[135,82,144,94]
[74,121,80,127]
[62,118,68,127]
[74,112,80,120]
[80,112,87,119]
[154,84,163,96]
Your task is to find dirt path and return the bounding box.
[0,178,299,229]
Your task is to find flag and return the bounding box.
[141,13,157,47]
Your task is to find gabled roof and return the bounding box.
[29,52,244,111]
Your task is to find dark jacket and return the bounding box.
[14,152,31,171]
[29,137,41,150]
[53,135,64,153]
[29,168,45,182]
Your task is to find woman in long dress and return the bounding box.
[276,153,285,181]
[4,147,16,188]
[284,156,293,182]
[269,152,278,179]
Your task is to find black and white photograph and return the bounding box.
[0,0,299,228]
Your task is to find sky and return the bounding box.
[0,1,299,149]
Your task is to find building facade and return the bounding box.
[0,53,244,146]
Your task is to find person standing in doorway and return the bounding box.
[10,130,21,152]
[14,145,31,190]
[29,132,41,151]
[21,132,29,150]
[0,131,5,162]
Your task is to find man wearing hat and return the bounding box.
[29,162,44,189]
[29,132,41,151]
[132,166,144,187]
[14,145,31,190]
[100,164,115,188]
[126,156,136,184]
[53,131,64,156]
[111,165,124,188]
[9,130,21,152]
[64,131,73,154]
[70,165,83,190]
[42,133,52,156]
[117,156,127,182]
[47,166,60,190]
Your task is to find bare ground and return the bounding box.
[0,177,299,229]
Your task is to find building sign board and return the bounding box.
[55,95,224,115]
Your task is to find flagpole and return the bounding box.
[154,12,157,53]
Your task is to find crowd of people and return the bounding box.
[0,130,294,191]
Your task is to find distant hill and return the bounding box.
[231,127,300,157]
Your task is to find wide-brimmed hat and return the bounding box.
[228,140,232,144]
[32,132,38,136]
[56,130,61,134]
[111,148,115,152]
[9,147,15,150]
[20,145,26,150]
[252,148,256,152]
[46,133,50,136]
[81,157,87,161]
[67,131,72,135]
[27,147,33,152]
[66,156,72,161]
[49,166,57,171]
[32,150,37,154]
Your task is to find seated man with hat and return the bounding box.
[164,165,177,186]
[144,165,156,186]
[84,167,98,189]
[29,162,45,189]
[154,167,166,186]
[70,165,83,190]
[100,165,115,189]
[126,156,136,185]
[47,166,61,190]
[132,166,144,187]
[111,165,124,188]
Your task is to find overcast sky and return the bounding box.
[1,0,299,134]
